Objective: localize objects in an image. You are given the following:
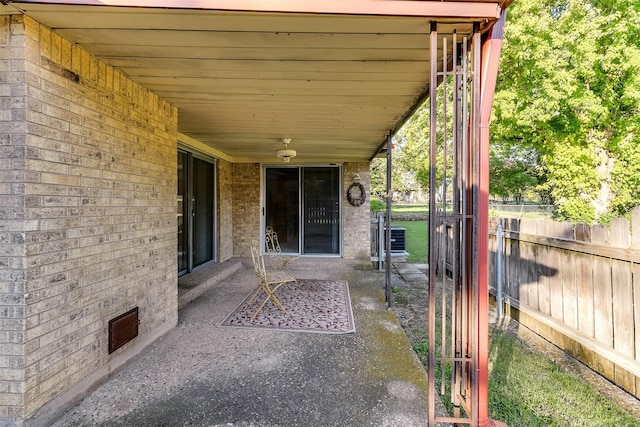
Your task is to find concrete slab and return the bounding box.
[51,258,444,426]
[178,259,243,309]
[393,261,428,284]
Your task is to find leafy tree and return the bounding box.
[370,148,416,203]
[370,157,388,201]
[377,0,640,222]
[490,145,539,203]
[394,84,459,206]
[394,104,430,192]
[396,85,539,206]
[493,0,640,222]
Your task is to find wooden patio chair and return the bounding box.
[264,225,299,272]
[246,239,296,319]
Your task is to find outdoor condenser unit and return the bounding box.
[385,226,406,254]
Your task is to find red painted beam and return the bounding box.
[10,0,502,18]
[477,7,508,427]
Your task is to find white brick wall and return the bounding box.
[229,162,370,259]
[343,162,371,260]
[0,14,28,422]
[217,159,233,262]
[0,15,179,424]
[232,163,261,257]
[1,13,374,425]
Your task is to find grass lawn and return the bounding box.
[391,220,427,264]
[411,330,639,427]
[487,330,639,426]
[394,213,639,426]
[392,204,429,214]
[391,204,428,264]
[391,203,553,219]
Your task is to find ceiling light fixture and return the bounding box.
[276,138,296,163]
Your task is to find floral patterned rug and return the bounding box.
[220,279,355,334]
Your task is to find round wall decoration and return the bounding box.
[347,182,366,207]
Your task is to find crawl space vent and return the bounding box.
[108,307,139,354]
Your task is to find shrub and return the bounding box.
[370,199,386,212]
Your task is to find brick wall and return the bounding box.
[232,163,261,257]
[228,163,370,259]
[0,15,179,425]
[343,162,371,260]
[217,159,233,262]
[0,15,28,423]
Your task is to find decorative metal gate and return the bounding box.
[427,22,483,425]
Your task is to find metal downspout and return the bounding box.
[478,8,508,427]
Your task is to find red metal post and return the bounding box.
[477,8,507,427]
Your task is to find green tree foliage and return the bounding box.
[370,151,416,203]
[493,0,640,222]
[370,157,387,201]
[490,145,539,203]
[395,80,541,205]
[395,103,430,191]
[377,0,640,222]
[394,85,460,204]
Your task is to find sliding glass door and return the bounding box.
[265,168,300,253]
[303,167,340,254]
[177,151,189,273]
[264,166,340,255]
[178,150,216,276]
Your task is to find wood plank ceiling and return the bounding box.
[5,1,502,163]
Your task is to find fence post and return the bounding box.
[496,222,504,318]
[378,214,384,271]
[632,206,640,248]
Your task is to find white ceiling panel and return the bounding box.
[4,1,502,162]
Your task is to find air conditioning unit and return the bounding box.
[385,226,407,254]
[390,226,406,253]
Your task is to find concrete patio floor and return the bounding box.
[51,258,447,426]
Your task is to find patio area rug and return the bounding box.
[220,279,355,334]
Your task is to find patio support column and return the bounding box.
[427,20,438,427]
[385,134,393,305]
[477,8,508,427]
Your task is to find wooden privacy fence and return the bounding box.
[487,206,640,398]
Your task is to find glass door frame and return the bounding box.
[178,147,218,276]
[261,164,343,257]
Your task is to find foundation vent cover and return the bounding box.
[108,307,139,354]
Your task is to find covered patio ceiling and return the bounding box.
[2,0,506,163]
